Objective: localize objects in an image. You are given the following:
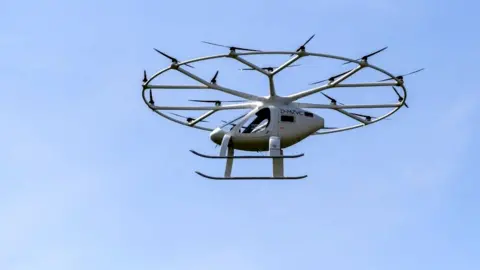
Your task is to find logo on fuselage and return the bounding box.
[280,109,305,116]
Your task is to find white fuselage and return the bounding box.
[210,104,324,151]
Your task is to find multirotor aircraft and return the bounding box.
[141,35,423,180]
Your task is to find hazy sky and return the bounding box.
[1,0,479,269]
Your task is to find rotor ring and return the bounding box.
[142,51,407,134]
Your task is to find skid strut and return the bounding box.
[191,136,307,180]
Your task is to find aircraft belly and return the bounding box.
[280,131,310,148]
[279,122,323,148]
[231,135,270,151]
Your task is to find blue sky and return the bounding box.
[1,0,479,269]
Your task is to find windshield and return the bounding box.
[240,108,271,134]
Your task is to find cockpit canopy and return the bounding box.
[239,107,271,134]
[220,107,272,134]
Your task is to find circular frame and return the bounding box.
[142,50,407,135]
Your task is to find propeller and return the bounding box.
[342,46,388,65]
[221,120,247,129]
[210,70,219,84]
[392,87,409,108]
[143,70,147,83]
[189,99,245,106]
[169,112,208,123]
[239,64,301,72]
[321,92,344,105]
[148,89,154,105]
[350,112,376,121]
[309,69,352,85]
[220,113,248,129]
[153,48,195,68]
[201,41,260,52]
[378,68,425,82]
[291,34,315,55]
[350,112,393,122]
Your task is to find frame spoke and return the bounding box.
[148,102,259,111]
[286,65,363,101]
[233,56,269,75]
[268,77,276,97]
[188,110,216,126]
[295,102,401,109]
[271,54,302,75]
[335,108,369,124]
[329,65,363,86]
[176,67,264,101]
[142,50,410,133]
[146,85,209,89]
[335,82,399,88]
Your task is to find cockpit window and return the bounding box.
[281,115,294,122]
[241,108,271,133]
[304,111,313,117]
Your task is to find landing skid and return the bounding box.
[191,136,307,180]
[190,150,304,159]
[195,171,307,180]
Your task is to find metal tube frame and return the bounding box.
[142,50,407,134]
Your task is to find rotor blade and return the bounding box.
[153,48,194,68]
[169,112,190,119]
[292,34,315,55]
[378,68,425,82]
[154,48,175,61]
[233,46,260,52]
[284,64,301,68]
[392,87,403,100]
[350,112,373,118]
[201,41,231,48]
[240,64,301,71]
[330,70,350,80]
[323,93,344,105]
[320,92,344,105]
[211,70,219,83]
[309,78,328,85]
[392,87,409,108]
[363,46,388,59]
[300,34,315,49]
[401,68,425,77]
[220,113,247,128]
[189,99,245,103]
[189,99,220,103]
[309,69,351,85]
[221,120,248,129]
[201,41,260,51]
[148,89,154,105]
[349,112,392,121]
[189,100,218,103]
[350,112,380,121]
[168,112,208,123]
[342,46,388,65]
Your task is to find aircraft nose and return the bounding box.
[316,115,325,129]
[210,128,226,145]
